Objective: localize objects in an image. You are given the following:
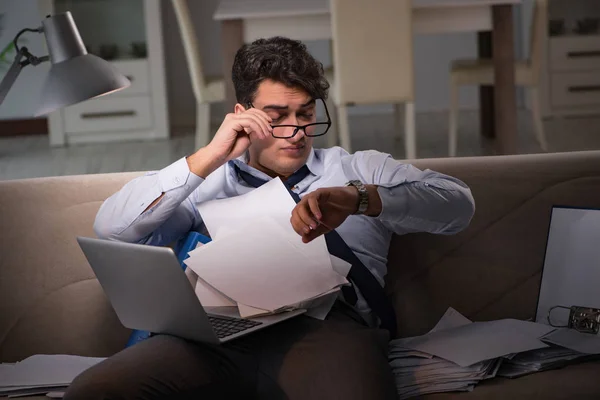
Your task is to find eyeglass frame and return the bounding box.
[246,98,332,139]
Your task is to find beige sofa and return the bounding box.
[2,150,600,399]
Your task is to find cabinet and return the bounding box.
[41,0,169,146]
[538,0,600,118]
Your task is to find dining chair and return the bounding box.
[171,0,225,150]
[448,0,548,157]
[329,0,416,158]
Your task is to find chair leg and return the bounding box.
[529,87,548,152]
[337,105,352,153]
[404,102,416,159]
[326,97,338,148]
[195,102,211,150]
[448,80,459,157]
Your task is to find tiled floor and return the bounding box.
[1,109,599,181]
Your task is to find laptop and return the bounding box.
[77,236,306,344]
[534,206,600,327]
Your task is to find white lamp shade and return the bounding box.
[34,12,130,116]
[36,54,130,116]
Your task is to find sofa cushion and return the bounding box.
[0,279,127,361]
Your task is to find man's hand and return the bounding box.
[208,109,273,162]
[290,186,360,243]
[187,108,272,178]
[291,185,383,243]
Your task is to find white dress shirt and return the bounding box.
[94,146,475,325]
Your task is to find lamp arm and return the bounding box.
[0,27,49,107]
[13,27,43,52]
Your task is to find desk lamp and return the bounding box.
[0,12,130,116]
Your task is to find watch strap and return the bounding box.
[346,180,369,215]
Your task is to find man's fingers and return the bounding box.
[244,111,272,139]
[307,196,322,221]
[296,199,320,234]
[302,224,329,243]
[290,213,308,236]
[233,115,270,140]
[245,108,272,139]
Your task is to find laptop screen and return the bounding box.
[535,206,600,326]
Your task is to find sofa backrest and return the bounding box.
[1,151,600,362]
[385,150,600,337]
[0,172,143,362]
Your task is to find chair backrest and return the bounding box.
[171,0,208,102]
[529,0,547,82]
[330,0,415,105]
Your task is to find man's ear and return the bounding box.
[234,103,246,115]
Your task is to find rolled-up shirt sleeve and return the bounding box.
[341,151,475,235]
[93,157,204,245]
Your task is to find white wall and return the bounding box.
[0,0,50,120]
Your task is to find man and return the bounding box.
[66,37,475,399]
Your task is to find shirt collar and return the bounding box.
[228,148,324,180]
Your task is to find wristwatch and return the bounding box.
[346,180,369,215]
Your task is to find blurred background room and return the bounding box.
[1,0,600,181]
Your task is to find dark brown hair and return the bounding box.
[232,36,330,105]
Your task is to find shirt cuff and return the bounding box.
[376,185,409,224]
[158,157,204,192]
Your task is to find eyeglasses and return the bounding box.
[248,98,332,139]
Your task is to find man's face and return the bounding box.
[238,79,316,178]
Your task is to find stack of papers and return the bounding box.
[0,355,105,398]
[389,348,501,398]
[184,178,350,319]
[497,346,590,378]
[388,308,556,399]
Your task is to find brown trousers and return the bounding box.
[64,302,397,399]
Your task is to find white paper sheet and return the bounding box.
[196,176,334,276]
[429,307,472,334]
[197,177,297,240]
[235,255,349,319]
[185,217,348,311]
[541,328,600,354]
[329,254,352,277]
[0,355,105,388]
[188,253,350,312]
[237,303,275,318]
[194,276,237,307]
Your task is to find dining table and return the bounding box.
[214,0,522,155]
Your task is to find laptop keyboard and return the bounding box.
[208,314,262,339]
